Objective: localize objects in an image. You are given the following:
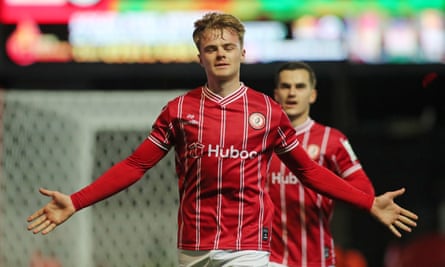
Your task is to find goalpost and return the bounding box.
[0,89,185,267]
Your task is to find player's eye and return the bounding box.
[224,44,236,51]
[204,46,217,53]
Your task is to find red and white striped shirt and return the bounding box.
[71,85,373,253]
[148,84,299,251]
[268,118,373,267]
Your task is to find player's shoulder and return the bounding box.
[165,86,202,104]
[181,86,203,98]
[245,86,271,98]
[245,86,282,108]
[312,121,347,138]
[155,87,201,115]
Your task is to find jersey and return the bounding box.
[148,84,299,251]
[70,85,373,254]
[268,118,367,267]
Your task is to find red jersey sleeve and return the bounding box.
[344,168,375,196]
[274,109,300,154]
[70,138,167,211]
[278,145,374,211]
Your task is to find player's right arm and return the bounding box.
[27,138,167,235]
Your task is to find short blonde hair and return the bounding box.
[193,12,245,50]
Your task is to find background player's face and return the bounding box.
[197,28,245,82]
[274,69,317,122]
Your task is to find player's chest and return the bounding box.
[177,104,271,145]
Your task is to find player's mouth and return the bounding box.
[215,63,229,68]
[284,100,298,108]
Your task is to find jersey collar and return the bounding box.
[294,118,314,135]
[202,83,248,106]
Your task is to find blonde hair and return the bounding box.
[193,12,245,50]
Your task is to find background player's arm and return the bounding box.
[332,134,375,196]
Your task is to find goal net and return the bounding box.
[0,89,185,267]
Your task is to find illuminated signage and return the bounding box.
[0,0,111,24]
[1,1,444,65]
[6,19,71,65]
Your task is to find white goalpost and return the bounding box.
[0,89,185,267]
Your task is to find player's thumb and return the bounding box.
[390,187,406,199]
[38,187,54,197]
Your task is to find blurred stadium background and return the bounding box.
[1,1,445,267]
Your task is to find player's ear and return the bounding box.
[273,88,279,101]
[310,88,317,104]
[198,54,203,66]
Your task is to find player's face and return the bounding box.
[197,28,245,82]
[274,69,317,122]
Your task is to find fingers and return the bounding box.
[400,208,418,221]
[42,222,57,235]
[27,188,57,234]
[27,212,48,233]
[27,208,45,222]
[31,218,52,234]
[388,224,401,238]
[27,188,54,222]
[27,212,47,229]
[31,220,57,235]
[389,218,411,237]
[394,207,418,234]
[27,213,58,235]
[398,213,417,227]
[377,188,418,238]
[388,208,419,237]
[394,220,412,233]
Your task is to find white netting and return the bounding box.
[0,90,185,267]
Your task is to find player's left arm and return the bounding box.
[344,169,375,196]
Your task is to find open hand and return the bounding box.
[27,188,76,235]
[371,188,418,237]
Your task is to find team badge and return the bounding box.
[249,112,265,130]
[306,144,320,159]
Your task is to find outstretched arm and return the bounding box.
[27,139,167,235]
[279,146,418,237]
[344,169,375,196]
[278,146,373,210]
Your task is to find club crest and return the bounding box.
[249,112,265,130]
[306,144,320,159]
